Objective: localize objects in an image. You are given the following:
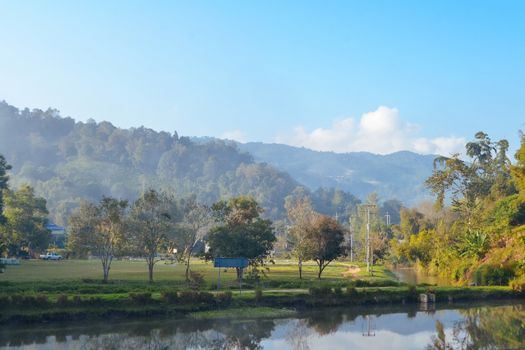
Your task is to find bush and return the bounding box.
[56,294,69,306]
[129,292,152,304]
[509,275,525,293]
[407,285,418,298]
[86,296,104,305]
[333,287,343,298]
[161,291,179,304]
[179,290,198,303]
[179,290,215,304]
[72,295,82,305]
[309,285,333,299]
[474,265,514,286]
[0,295,10,306]
[255,287,263,302]
[10,294,28,305]
[216,291,232,304]
[346,287,358,298]
[197,291,214,303]
[35,294,49,305]
[188,271,205,290]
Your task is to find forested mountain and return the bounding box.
[237,142,436,205]
[0,101,303,225]
[0,100,423,226]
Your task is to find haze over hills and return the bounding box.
[237,142,436,206]
[0,101,303,224]
[0,100,436,225]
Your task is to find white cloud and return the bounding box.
[275,106,465,156]
[221,130,247,143]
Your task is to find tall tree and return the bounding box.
[285,193,318,279]
[3,185,50,256]
[130,189,174,283]
[206,196,276,279]
[68,197,128,282]
[0,154,11,225]
[303,215,346,279]
[511,132,525,197]
[175,197,211,281]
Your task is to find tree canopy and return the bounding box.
[206,196,276,277]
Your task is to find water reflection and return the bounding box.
[392,267,447,286]
[1,302,524,350]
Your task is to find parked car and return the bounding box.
[39,252,63,260]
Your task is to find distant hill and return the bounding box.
[0,101,302,224]
[0,100,435,226]
[237,142,436,206]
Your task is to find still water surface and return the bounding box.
[1,301,524,349]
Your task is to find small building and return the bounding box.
[46,222,66,248]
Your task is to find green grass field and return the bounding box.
[1,258,522,325]
[0,258,394,286]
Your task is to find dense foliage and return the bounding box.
[206,196,276,279]
[0,101,301,224]
[0,101,405,225]
[390,132,525,287]
[1,185,50,257]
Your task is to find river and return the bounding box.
[1,301,524,349]
[391,266,448,286]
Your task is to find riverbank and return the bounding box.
[1,285,523,324]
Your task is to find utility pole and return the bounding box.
[348,217,353,262]
[362,315,376,337]
[366,207,371,273]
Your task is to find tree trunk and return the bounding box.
[236,267,242,282]
[185,255,191,282]
[148,257,154,283]
[298,256,303,279]
[102,257,111,283]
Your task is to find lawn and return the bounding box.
[0,258,394,286]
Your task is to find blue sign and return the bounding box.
[214,257,249,268]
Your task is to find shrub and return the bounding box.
[407,285,418,298]
[179,290,198,303]
[474,265,514,286]
[86,297,104,305]
[129,292,152,304]
[10,294,26,305]
[309,285,333,299]
[188,271,205,290]
[333,287,343,298]
[0,295,9,306]
[161,291,179,304]
[346,287,358,298]
[179,290,214,304]
[35,294,49,305]
[509,275,525,293]
[255,287,263,302]
[56,294,69,306]
[72,295,82,305]
[216,291,232,304]
[197,291,215,303]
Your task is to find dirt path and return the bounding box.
[343,264,361,278]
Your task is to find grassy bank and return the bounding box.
[1,259,522,324]
[1,284,522,324]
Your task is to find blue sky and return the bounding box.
[0,1,524,155]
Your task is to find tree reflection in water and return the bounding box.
[286,319,312,350]
[1,303,524,350]
[426,304,525,350]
